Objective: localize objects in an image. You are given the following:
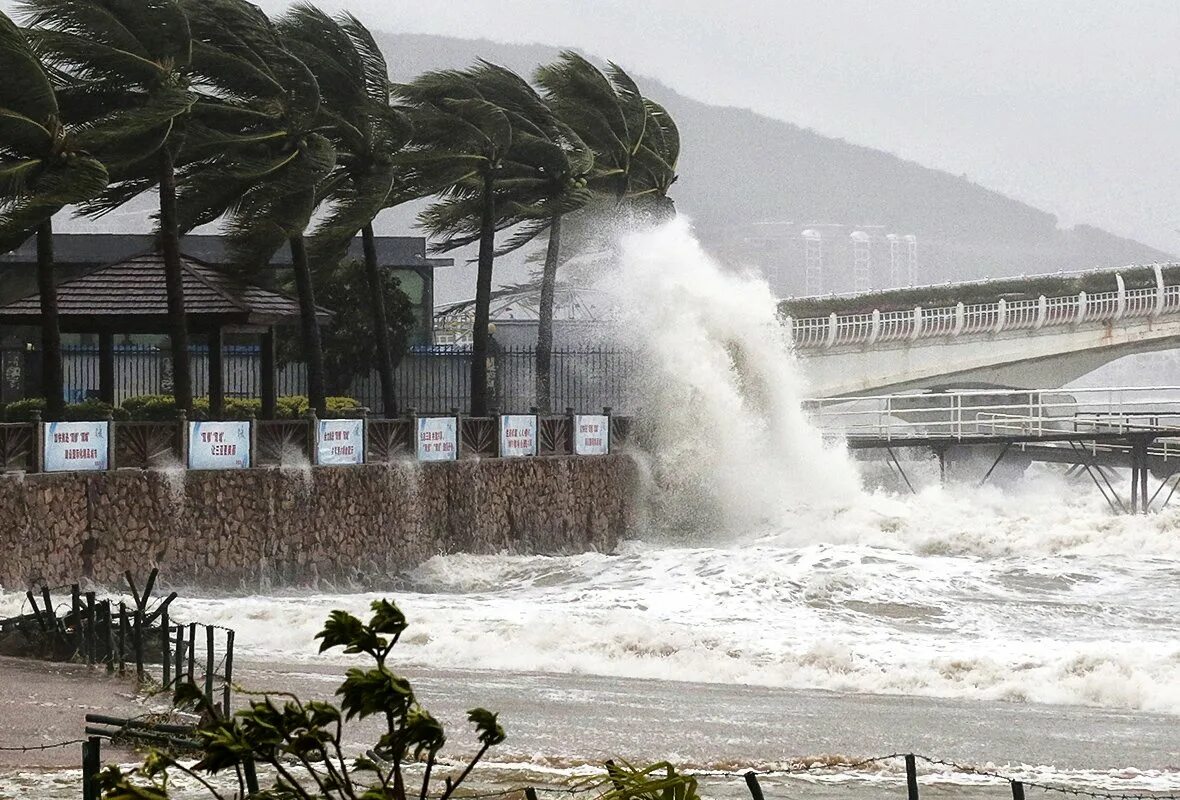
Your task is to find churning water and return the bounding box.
[166,220,1180,716]
[4,221,1180,795]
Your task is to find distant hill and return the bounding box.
[375,32,1174,298]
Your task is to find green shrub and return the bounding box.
[223,397,261,420]
[64,399,128,421]
[5,397,130,421]
[120,395,209,421]
[4,398,45,421]
[275,395,362,418]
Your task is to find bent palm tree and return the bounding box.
[280,4,413,416]
[0,11,107,419]
[22,0,198,413]
[395,66,515,416]
[178,0,336,416]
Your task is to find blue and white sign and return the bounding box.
[416,417,457,462]
[318,418,364,465]
[573,414,610,455]
[43,421,109,472]
[499,414,537,458]
[188,421,250,470]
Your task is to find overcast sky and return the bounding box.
[6,1,1177,252]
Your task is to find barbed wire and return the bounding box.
[0,738,86,752]
[912,754,1180,800]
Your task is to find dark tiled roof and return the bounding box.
[0,252,324,324]
[0,233,451,269]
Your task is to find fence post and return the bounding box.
[307,410,318,466]
[905,754,919,800]
[1011,781,1025,800]
[174,623,184,687]
[117,602,127,676]
[102,600,113,672]
[85,591,96,666]
[187,622,197,684]
[31,410,42,473]
[223,629,235,718]
[132,608,144,682]
[81,736,101,800]
[204,625,215,707]
[567,407,576,454]
[744,772,765,800]
[177,409,188,469]
[106,412,115,471]
[161,605,170,688]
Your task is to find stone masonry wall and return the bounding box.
[0,455,637,589]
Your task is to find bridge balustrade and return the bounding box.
[787,265,1180,350]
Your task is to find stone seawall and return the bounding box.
[0,455,637,589]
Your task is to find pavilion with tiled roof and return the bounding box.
[0,251,328,418]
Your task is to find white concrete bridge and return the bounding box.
[785,263,1180,397]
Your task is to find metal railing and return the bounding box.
[805,386,1180,443]
[787,265,1180,350]
[54,344,638,415]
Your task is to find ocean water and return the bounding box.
[4,220,1180,796]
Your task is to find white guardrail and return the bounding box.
[804,387,1180,447]
[787,264,1180,349]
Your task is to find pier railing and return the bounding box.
[787,265,1180,349]
[805,386,1180,443]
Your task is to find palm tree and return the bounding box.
[279,4,413,417]
[177,0,336,417]
[394,66,516,417]
[529,53,661,412]
[464,64,595,414]
[21,0,199,414]
[0,10,107,420]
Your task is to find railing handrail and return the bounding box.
[789,264,1180,349]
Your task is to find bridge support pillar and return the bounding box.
[1130,437,1152,514]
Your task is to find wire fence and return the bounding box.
[53,344,639,415]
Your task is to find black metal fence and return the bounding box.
[57,344,638,414]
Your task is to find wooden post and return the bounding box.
[243,756,260,795]
[26,590,46,632]
[174,624,185,687]
[187,622,196,684]
[222,629,235,717]
[744,772,765,800]
[81,736,101,800]
[102,600,113,672]
[1012,781,1026,800]
[161,606,171,688]
[905,754,919,800]
[204,625,215,707]
[132,609,144,682]
[208,326,224,420]
[70,584,80,651]
[526,789,539,800]
[117,602,127,676]
[85,591,96,666]
[98,331,115,406]
[260,329,277,420]
[40,585,56,635]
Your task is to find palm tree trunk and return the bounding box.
[362,223,398,416]
[158,145,193,414]
[35,220,65,420]
[534,213,562,415]
[470,171,496,416]
[289,235,327,417]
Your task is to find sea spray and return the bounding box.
[605,218,859,534]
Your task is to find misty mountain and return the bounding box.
[376,32,1174,299]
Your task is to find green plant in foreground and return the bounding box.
[93,600,703,800]
[96,599,505,799]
